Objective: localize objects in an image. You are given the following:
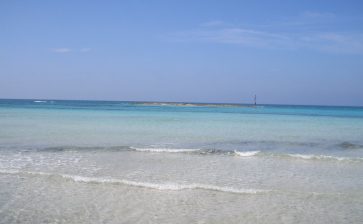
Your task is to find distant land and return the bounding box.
[0,98,362,108]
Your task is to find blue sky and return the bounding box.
[1,0,363,106]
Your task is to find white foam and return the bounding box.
[286,154,355,161]
[131,147,200,153]
[234,150,260,157]
[0,169,267,194]
[60,174,267,194]
[0,169,20,174]
[33,100,47,103]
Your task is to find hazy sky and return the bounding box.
[1,0,363,106]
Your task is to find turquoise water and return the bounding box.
[1,99,363,155]
[0,99,363,223]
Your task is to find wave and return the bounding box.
[0,169,20,174]
[33,100,47,103]
[28,146,363,162]
[0,169,267,194]
[61,174,265,194]
[234,150,260,157]
[38,146,132,152]
[285,153,361,161]
[232,151,362,162]
[132,148,261,157]
[130,147,200,153]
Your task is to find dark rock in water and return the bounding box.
[40,146,66,152]
[338,142,363,149]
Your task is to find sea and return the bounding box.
[0,99,362,223]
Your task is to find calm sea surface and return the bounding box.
[0,99,363,223]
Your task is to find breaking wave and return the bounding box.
[284,154,362,161]
[0,169,267,194]
[27,146,363,162]
[234,150,260,157]
[130,147,200,153]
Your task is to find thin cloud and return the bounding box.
[168,28,294,49]
[165,17,363,54]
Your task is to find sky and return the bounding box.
[1,0,363,106]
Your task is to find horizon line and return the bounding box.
[0,97,362,108]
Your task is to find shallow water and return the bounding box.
[0,99,363,223]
